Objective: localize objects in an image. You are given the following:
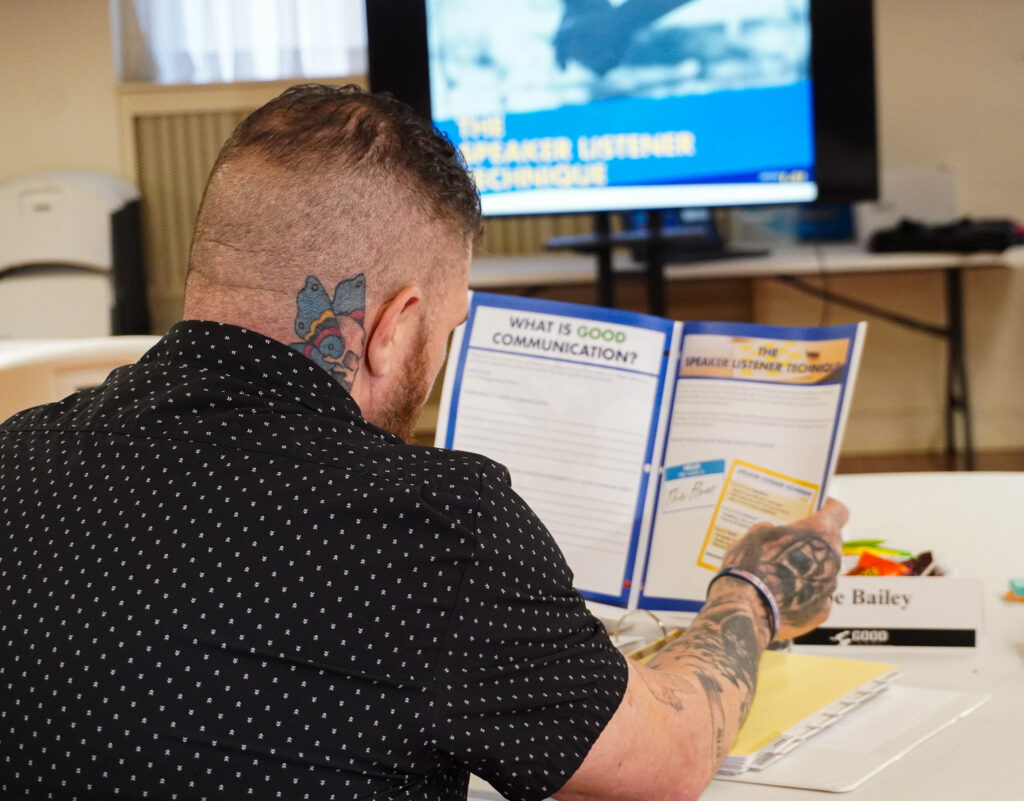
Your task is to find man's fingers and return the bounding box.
[778,598,832,641]
[746,498,848,540]
[818,497,850,526]
[797,497,849,537]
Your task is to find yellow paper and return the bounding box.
[730,651,896,756]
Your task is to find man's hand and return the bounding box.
[555,499,848,801]
[720,498,847,641]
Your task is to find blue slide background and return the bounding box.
[437,81,815,193]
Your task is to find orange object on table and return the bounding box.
[847,550,912,577]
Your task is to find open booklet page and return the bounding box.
[639,320,865,610]
[437,292,864,610]
[437,293,675,605]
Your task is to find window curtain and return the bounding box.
[116,0,367,84]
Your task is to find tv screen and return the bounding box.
[367,0,876,217]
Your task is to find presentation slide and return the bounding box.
[425,0,817,214]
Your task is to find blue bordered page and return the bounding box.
[638,320,866,611]
[436,291,678,607]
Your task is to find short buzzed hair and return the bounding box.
[208,84,480,242]
[187,84,481,298]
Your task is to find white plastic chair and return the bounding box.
[0,171,143,338]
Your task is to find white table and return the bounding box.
[470,471,1022,800]
[698,471,1024,801]
[0,335,159,421]
[471,245,1024,288]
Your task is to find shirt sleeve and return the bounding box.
[431,463,629,801]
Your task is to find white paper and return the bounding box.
[444,303,669,598]
[438,296,863,610]
[718,685,990,792]
[641,325,862,606]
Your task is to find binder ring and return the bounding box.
[612,608,669,640]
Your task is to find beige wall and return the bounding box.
[874,0,1024,450]
[1,0,1022,454]
[0,0,121,183]
[755,0,1024,454]
[877,0,1024,220]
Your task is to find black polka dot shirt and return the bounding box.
[0,321,628,801]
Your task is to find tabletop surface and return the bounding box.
[703,471,1023,801]
[469,471,1024,801]
[469,245,1024,289]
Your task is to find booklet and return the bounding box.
[436,291,865,612]
[627,644,899,777]
[716,650,897,775]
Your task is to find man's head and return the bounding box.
[183,83,481,439]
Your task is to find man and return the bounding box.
[0,84,844,800]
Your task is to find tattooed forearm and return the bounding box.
[646,589,768,762]
[694,671,728,762]
[633,667,696,711]
[632,501,845,775]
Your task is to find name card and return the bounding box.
[794,576,983,647]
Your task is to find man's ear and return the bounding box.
[364,285,422,378]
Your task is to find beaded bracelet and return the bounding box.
[707,566,781,642]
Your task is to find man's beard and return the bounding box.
[376,324,432,443]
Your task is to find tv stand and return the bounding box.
[545,211,766,315]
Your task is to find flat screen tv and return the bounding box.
[367,0,876,218]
